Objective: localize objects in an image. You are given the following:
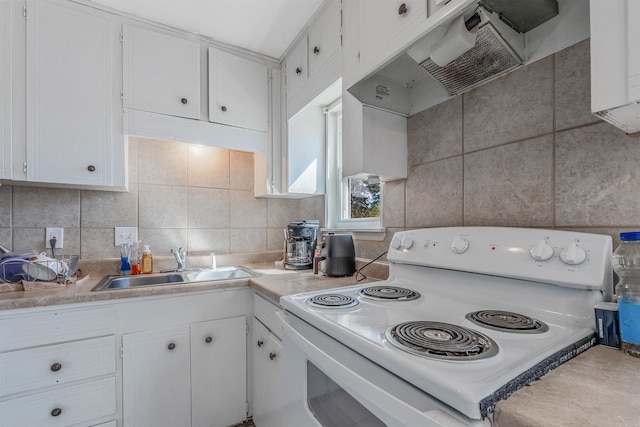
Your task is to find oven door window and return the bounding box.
[307,361,386,427]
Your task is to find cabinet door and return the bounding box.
[123,24,200,119]
[122,326,191,427]
[251,318,283,427]
[191,316,247,427]
[0,0,10,180]
[358,0,427,66]
[26,0,120,187]
[308,0,342,77]
[285,36,308,97]
[208,48,268,132]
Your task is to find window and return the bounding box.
[326,101,382,230]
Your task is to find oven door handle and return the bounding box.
[279,311,484,427]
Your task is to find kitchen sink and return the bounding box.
[91,266,256,291]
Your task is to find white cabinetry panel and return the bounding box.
[308,0,341,77]
[285,36,308,97]
[26,0,123,188]
[0,0,11,180]
[123,24,200,119]
[251,318,283,427]
[208,48,268,132]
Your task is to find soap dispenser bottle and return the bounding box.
[141,245,153,274]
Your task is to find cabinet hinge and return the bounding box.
[22,162,27,174]
[119,32,123,43]
[120,345,124,359]
[23,5,27,18]
[120,90,124,101]
[246,402,249,417]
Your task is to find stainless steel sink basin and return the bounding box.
[92,266,256,291]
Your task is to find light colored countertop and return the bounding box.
[494,345,640,427]
[0,261,374,311]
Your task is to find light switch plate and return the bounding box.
[115,227,138,246]
[45,228,64,249]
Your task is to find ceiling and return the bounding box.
[89,0,326,59]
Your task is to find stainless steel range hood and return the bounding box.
[347,0,589,116]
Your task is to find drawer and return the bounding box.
[0,335,116,397]
[253,292,282,339]
[0,306,115,352]
[0,377,116,427]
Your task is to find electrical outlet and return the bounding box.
[45,228,64,249]
[115,227,138,246]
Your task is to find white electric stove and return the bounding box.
[279,227,613,426]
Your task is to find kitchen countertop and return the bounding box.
[494,345,640,427]
[0,262,374,311]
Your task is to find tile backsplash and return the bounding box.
[356,39,640,260]
[0,139,324,259]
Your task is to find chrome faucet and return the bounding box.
[171,247,186,270]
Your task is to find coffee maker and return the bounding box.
[284,220,319,270]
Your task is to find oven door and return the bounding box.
[279,311,490,427]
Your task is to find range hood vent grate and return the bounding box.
[420,23,522,96]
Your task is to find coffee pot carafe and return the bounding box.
[284,220,319,270]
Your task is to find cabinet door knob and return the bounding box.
[296,67,302,75]
[168,342,176,350]
[50,362,62,372]
[51,408,62,417]
[257,340,264,347]
[313,46,320,55]
[221,106,227,112]
[181,98,188,104]
[269,352,277,360]
[398,3,408,15]
[205,336,213,343]
[87,165,96,172]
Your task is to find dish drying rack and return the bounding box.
[0,254,80,284]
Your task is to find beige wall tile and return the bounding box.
[137,138,188,185]
[406,157,463,228]
[13,187,80,228]
[556,123,640,226]
[81,184,138,228]
[230,151,254,190]
[139,228,188,258]
[0,228,11,250]
[555,40,599,131]
[127,137,139,184]
[407,97,462,166]
[187,228,230,254]
[230,190,266,228]
[187,145,230,189]
[382,180,405,228]
[187,188,230,228]
[464,136,554,227]
[139,184,187,229]
[0,186,11,227]
[267,228,287,252]
[267,198,300,228]
[299,196,324,226]
[81,228,117,259]
[464,57,553,152]
[13,227,80,256]
[230,228,267,252]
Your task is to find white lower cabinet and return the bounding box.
[252,293,284,427]
[0,305,117,427]
[122,315,248,427]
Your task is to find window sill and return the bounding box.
[320,228,387,241]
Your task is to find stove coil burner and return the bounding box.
[385,321,498,361]
[306,294,359,309]
[466,310,549,334]
[357,286,421,301]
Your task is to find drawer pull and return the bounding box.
[181,98,188,104]
[269,352,277,360]
[296,67,302,75]
[221,106,227,112]
[257,340,264,347]
[205,336,213,344]
[87,165,96,172]
[50,362,62,372]
[168,342,176,350]
[51,408,62,417]
[313,46,320,55]
[398,3,408,15]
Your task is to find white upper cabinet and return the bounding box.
[284,36,308,98]
[208,48,268,132]
[25,0,125,189]
[1,0,11,180]
[123,24,200,120]
[358,0,427,69]
[308,0,341,77]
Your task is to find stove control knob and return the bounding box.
[451,236,469,254]
[391,236,402,250]
[530,240,554,261]
[400,235,413,250]
[560,242,587,265]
